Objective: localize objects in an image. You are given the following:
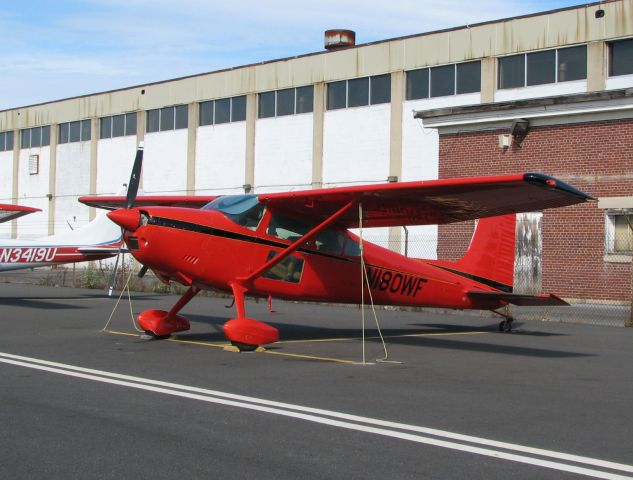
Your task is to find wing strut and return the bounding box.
[238,200,355,285]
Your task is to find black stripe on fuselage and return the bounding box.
[428,263,513,293]
[147,216,355,263]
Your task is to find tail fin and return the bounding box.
[432,214,516,293]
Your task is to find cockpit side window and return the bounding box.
[343,236,361,256]
[267,213,310,242]
[202,195,265,230]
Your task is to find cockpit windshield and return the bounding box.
[202,195,265,230]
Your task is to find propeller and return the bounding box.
[107,143,144,296]
[125,144,144,209]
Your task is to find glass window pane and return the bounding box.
[125,113,137,136]
[370,74,391,104]
[456,61,481,94]
[31,127,42,147]
[0,132,4,151]
[41,126,50,146]
[258,92,275,119]
[69,121,80,142]
[21,129,30,149]
[59,123,69,144]
[147,109,159,133]
[527,50,555,86]
[327,81,346,110]
[430,64,455,97]
[348,77,369,107]
[609,38,633,76]
[199,101,213,126]
[296,86,313,114]
[215,98,231,124]
[276,88,295,116]
[6,131,13,151]
[557,46,586,82]
[112,115,125,137]
[100,117,111,139]
[498,54,525,89]
[231,96,246,122]
[406,69,429,100]
[175,105,188,129]
[160,107,174,131]
[80,120,91,141]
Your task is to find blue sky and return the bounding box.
[0,0,585,110]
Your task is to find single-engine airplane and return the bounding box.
[80,147,592,350]
[0,203,122,272]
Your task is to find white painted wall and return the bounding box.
[254,114,313,193]
[17,147,50,238]
[97,136,138,195]
[55,142,91,233]
[494,80,587,102]
[196,123,246,195]
[402,93,481,260]
[323,104,390,187]
[0,151,13,239]
[143,130,188,194]
[605,74,633,90]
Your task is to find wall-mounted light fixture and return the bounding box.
[510,118,530,146]
[243,184,252,193]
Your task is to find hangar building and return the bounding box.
[0,0,632,305]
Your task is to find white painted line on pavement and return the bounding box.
[1,351,631,480]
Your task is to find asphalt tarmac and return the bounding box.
[1,283,632,480]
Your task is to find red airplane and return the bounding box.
[80,147,592,350]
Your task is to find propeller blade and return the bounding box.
[125,143,144,209]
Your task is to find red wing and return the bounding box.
[79,195,218,210]
[258,173,592,228]
[0,204,41,223]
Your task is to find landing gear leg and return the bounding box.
[137,286,199,338]
[222,282,279,351]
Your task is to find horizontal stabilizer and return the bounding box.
[468,291,568,306]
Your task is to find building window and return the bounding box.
[406,61,480,100]
[100,113,136,139]
[326,75,391,110]
[431,64,455,97]
[58,119,91,144]
[558,46,587,81]
[609,38,633,77]
[199,96,247,126]
[606,212,633,258]
[456,61,481,94]
[498,45,587,89]
[20,126,50,148]
[0,131,14,152]
[258,86,314,119]
[146,105,188,133]
[327,81,346,110]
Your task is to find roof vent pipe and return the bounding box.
[324,30,356,50]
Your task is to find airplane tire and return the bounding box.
[231,341,259,352]
[498,319,513,333]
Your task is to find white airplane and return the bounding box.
[0,203,121,272]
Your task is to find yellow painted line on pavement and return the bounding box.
[103,329,489,364]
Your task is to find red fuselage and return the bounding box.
[122,206,502,311]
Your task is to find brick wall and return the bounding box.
[437,118,633,301]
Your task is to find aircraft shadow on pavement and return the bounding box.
[172,316,589,358]
[0,298,89,310]
[412,323,569,337]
